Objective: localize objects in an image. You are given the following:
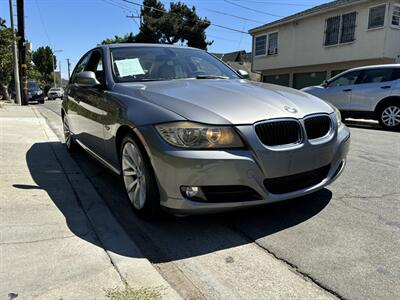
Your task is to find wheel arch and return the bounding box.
[115,124,151,163]
[374,96,400,116]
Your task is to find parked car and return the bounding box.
[302,65,400,130]
[47,87,64,100]
[62,44,350,219]
[28,80,44,104]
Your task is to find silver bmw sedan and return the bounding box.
[62,44,350,219]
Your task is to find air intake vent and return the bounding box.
[304,115,332,139]
[264,164,331,194]
[255,120,301,146]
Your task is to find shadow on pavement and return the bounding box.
[344,119,400,132]
[26,141,332,262]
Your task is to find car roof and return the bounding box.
[347,64,400,72]
[97,43,200,51]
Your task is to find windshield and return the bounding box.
[50,88,62,91]
[110,46,239,82]
[28,81,40,91]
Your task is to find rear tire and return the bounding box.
[378,102,400,131]
[120,134,160,220]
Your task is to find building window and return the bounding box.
[341,12,357,43]
[324,12,356,46]
[324,15,341,45]
[255,35,267,56]
[392,5,400,27]
[267,32,278,55]
[368,4,386,29]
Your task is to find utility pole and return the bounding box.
[9,0,21,105]
[126,13,141,27]
[52,55,56,87]
[59,59,61,86]
[17,0,28,105]
[67,59,71,80]
[52,50,63,87]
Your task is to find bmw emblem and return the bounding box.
[284,106,298,113]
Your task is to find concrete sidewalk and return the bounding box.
[0,105,181,299]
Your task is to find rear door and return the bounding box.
[350,68,396,112]
[320,70,361,110]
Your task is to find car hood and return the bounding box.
[115,79,333,125]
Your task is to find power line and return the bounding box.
[121,0,250,34]
[204,8,264,24]
[223,0,283,17]
[230,0,314,7]
[34,0,52,47]
[100,0,132,12]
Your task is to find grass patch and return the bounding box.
[105,285,163,300]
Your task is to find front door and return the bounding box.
[72,50,107,154]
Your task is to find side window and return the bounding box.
[71,53,91,83]
[358,68,393,84]
[85,50,104,85]
[328,71,360,87]
[392,68,400,81]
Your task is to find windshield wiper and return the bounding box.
[195,75,229,80]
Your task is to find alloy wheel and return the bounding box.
[63,117,72,147]
[381,106,400,127]
[122,142,147,210]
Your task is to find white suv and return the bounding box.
[302,65,400,130]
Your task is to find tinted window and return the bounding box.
[28,81,40,91]
[391,68,400,80]
[358,68,394,84]
[328,70,360,87]
[110,47,239,82]
[85,50,104,84]
[71,53,91,83]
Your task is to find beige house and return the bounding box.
[249,0,400,89]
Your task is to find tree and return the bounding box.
[101,0,212,50]
[31,46,57,85]
[0,18,14,100]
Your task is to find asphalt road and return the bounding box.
[37,100,400,300]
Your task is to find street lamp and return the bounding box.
[52,49,63,87]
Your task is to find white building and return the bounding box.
[249,0,400,88]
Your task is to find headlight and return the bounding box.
[155,122,245,148]
[332,106,342,127]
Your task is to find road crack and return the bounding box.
[225,223,346,300]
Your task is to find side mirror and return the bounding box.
[75,71,101,87]
[237,69,249,79]
[322,80,328,88]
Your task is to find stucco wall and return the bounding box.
[252,0,400,72]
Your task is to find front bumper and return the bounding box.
[28,93,44,102]
[138,123,350,214]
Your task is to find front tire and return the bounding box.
[120,134,160,220]
[378,103,400,130]
[63,115,78,152]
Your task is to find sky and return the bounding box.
[0,0,328,79]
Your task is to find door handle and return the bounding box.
[343,89,352,92]
[380,86,391,89]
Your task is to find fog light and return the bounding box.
[182,186,199,198]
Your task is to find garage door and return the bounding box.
[293,71,327,89]
[263,74,290,87]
